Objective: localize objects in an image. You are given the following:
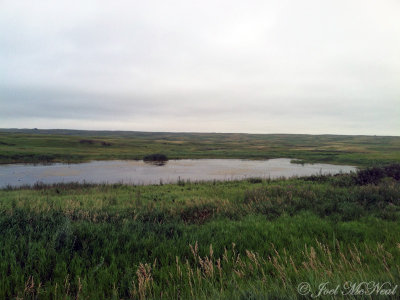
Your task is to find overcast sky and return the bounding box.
[1,0,399,135]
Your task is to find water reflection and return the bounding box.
[0,158,357,188]
[143,161,168,166]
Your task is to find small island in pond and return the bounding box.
[143,153,168,165]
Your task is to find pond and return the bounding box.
[0,158,357,188]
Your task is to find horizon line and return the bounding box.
[1,128,399,138]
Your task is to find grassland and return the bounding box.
[1,129,400,299]
[1,166,400,299]
[1,129,400,166]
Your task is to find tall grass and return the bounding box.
[0,166,400,298]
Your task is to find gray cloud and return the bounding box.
[1,0,399,135]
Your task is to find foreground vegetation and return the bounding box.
[1,165,400,299]
[1,129,399,166]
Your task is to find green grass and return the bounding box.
[1,168,400,299]
[1,129,399,298]
[1,129,400,166]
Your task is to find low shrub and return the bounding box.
[355,164,400,185]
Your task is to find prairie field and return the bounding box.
[0,130,400,299]
[1,129,399,166]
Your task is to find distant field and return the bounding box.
[1,129,399,166]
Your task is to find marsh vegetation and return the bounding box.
[1,165,400,299]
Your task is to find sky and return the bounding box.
[1,0,399,135]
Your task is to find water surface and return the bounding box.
[0,159,357,188]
